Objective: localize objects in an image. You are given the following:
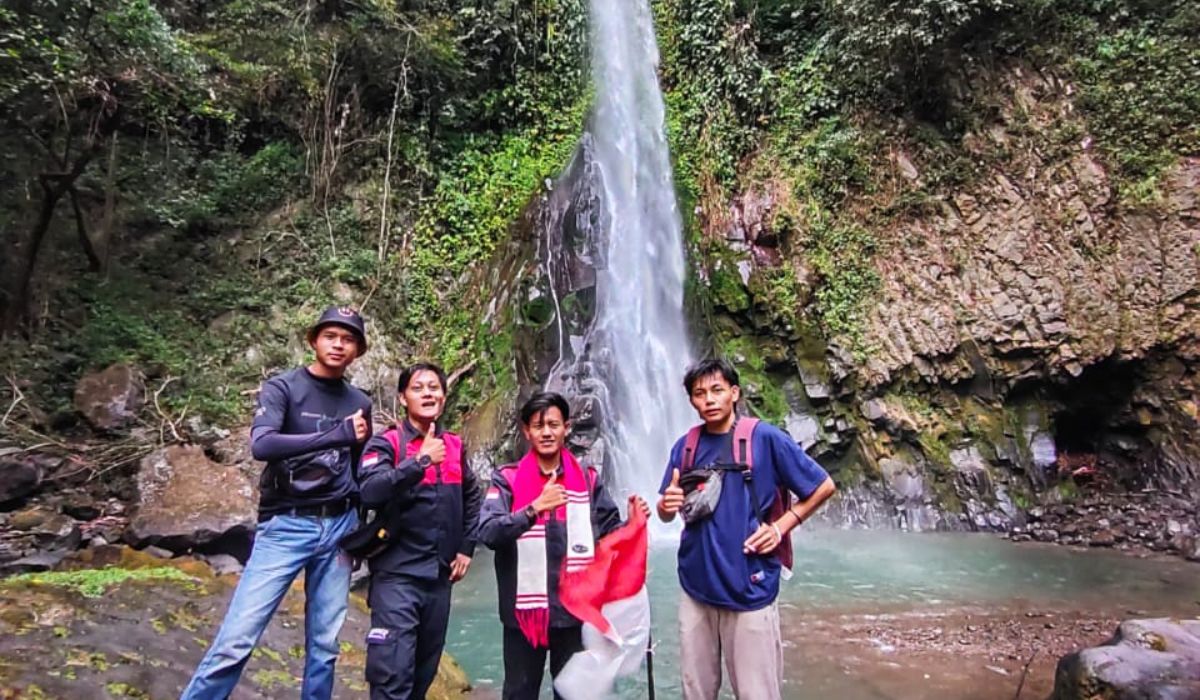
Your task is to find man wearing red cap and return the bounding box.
[181,306,373,700]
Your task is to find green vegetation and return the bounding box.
[0,0,1195,448]
[717,335,789,424]
[251,669,298,691]
[1068,10,1200,202]
[0,0,590,431]
[3,567,196,598]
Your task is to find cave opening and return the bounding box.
[1049,358,1146,487]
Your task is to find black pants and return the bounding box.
[365,573,452,700]
[502,625,584,700]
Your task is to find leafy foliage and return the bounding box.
[1068,8,1200,200]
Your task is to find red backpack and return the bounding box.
[680,417,794,570]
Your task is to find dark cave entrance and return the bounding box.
[1048,358,1147,488]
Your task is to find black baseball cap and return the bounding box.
[307,306,368,356]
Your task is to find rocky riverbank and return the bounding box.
[0,546,471,699]
[1005,491,1200,561]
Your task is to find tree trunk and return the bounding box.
[1,182,63,335]
[1,151,96,336]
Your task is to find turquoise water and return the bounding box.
[447,530,1199,698]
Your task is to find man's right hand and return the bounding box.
[530,471,568,514]
[658,468,684,521]
[348,409,369,443]
[417,422,446,464]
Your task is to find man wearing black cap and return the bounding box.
[181,306,373,700]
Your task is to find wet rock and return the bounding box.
[126,445,257,558]
[8,505,55,532]
[81,514,128,545]
[144,545,175,559]
[785,413,821,450]
[1184,536,1200,563]
[73,363,145,430]
[202,553,244,576]
[208,426,253,468]
[1033,528,1060,543]
[861,398,917,435]
[0,459,42,506]
[1053,618,1200,699]
[1089,529,1117,547]
[0,548,72,574]
[184,416,232,447]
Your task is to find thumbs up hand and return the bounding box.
[417,422,446,464]
[348,409,369,443]
[531,469,568,515]
[658,468,685,520]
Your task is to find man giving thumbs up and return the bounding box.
[356,363,482,700]
[182,306,372,700]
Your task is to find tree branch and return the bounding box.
[68,186,103,272]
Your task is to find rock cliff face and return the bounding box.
[685,66,1200,544]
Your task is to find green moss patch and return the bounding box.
[2,567,197,598]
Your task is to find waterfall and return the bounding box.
[547,0,696,511]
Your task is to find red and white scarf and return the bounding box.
[509,449,594,648]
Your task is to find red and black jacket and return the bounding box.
[357,420,482,579]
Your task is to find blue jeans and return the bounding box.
[180,509,358,700]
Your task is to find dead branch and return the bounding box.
[150,376,186,443]
[377,34,413,264]
[447,360,478,390]
[1013,649,1038,699]
[2,375,26,426]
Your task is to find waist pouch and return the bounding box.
[679,464,745,525]
[338,509,392,560]
[268,448,346,499]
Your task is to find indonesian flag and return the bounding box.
[554,504,651,699]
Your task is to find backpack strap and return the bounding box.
[681,425,704,471]
[733,417,759,468]
[732,417,794,570]
[383,428,403,465]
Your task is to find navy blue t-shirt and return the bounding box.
[251,367,372,515]
[658,421,829,611]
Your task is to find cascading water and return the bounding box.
[545,0,696,508]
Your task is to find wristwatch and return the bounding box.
[416,454,432,468]
[523,504,537,521]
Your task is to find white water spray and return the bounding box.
[574,0,696,504]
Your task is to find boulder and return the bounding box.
[1053,618,1200,699]
[73,363,145,430]
[0,459,42,506]
[0,548,72,575]
[201,553,244,576]
[126,445,258,559]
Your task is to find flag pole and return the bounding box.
[645,630,655,700]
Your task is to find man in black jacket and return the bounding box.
[357,362,483,699]
[478,391,647,700]
[182,306,372,700]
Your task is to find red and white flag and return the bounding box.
[554,504,651,699]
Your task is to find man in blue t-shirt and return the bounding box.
[182,306,373,700]
[657,358,836,700]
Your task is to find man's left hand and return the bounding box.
[743,522,782,554]
[449,553,472,582]
[628,494,651,519]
